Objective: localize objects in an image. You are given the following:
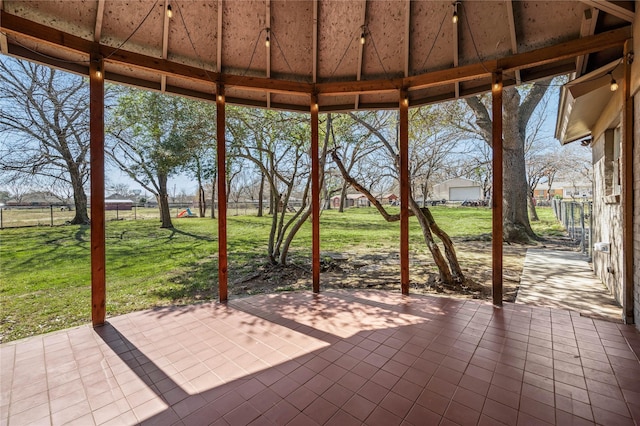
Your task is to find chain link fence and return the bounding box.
[551,199,593,260]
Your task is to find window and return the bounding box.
[604,126,621,199]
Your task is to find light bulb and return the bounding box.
[360,33,366,45]
[217,94,224,102]
[493,82,501,91]
[95,69,102,79]
[452,11,458,24]
[166,5,173,18]
[265,36,270,48]
[610,75,618,92]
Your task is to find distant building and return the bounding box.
[431,178,482,201]
[105,194,133,211]
[6,191,66,206]
[330,192,397,208]
[533,181,592,200]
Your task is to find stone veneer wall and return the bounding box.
[634,95,639,331]
[592,130,624,306]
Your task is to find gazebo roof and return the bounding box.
[0,1,634,111]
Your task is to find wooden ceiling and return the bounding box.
[0,0,634,111]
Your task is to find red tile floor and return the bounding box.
[1,290,639,425]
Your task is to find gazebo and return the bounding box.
[1,0,635,325]
[1,2,639,424]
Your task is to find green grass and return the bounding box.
[0,206,562,342]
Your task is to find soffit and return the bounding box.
[0,0,634,111]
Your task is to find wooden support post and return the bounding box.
[90,54,106,326]
[621,39,634,324]
[492,72,503,306]
[311,96,321,293]
[216,84,228,302]
[399,89,410,294]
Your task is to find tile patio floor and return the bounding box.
[1,290,639,426]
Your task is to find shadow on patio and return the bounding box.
[1,290,639,425]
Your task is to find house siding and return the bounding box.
[634,94,640,331]
[592,130,625,307]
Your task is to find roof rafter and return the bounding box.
[312,0,318,84]
[216,0,222,74]
[355,0,367,109]
[0,10,630,104]
[266,0,271,107]
[453,2,459,97]
[505,0,521,84]
[576,7,598,77]
[161,0,170,92]
[403,0,410,78]
[580,0,634,22]
[94,0,105,43]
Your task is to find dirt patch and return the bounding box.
[226,235,581,303]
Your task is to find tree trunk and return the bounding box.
[528,195,539,222]
[258,172,264,217]
[502,88,537,242]
[409,200,453,284]
[196,158,206,217]
[420,206,464,281]
[210,172,216,219]
[157,173,173,228]
[69,166,90,224]
[339,181,348,212]
[199,185,206,217]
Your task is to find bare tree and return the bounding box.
[228,108,329,265]
[0,58,91,223]
[334,110,465,285]
[451,81,551,242]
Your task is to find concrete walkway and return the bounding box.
[516,249,623,322]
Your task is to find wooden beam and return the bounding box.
[403,0,410,78]
[399,89,410,294]
[1,11,631,98]
[453,2,459,97]
[216,0,223,73]
[216,84,228,303]
[491,72,503,307]
[621,39,634,324]
[505,0,521,84]
[355,0,367,109]
[94,0,105,43]
[90,54,106,326]
[580,0,634,22]
[576,8,599,78]
[266,0,271,108]
[312,0,318,84]
[161,0,170,93]
[311,95,320,293]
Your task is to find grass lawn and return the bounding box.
[0,206,564,342]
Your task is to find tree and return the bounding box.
[458,81,551,242]
[407,107,468,206]
[181,103,217,218]
[227,108,328,265]
[0,57,91,224]
[333,110,465,285]
[326,115,377,212]
[107,89,210,228]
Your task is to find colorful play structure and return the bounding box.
[177,208,196,218]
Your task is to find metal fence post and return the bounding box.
[580,202,585,253]
[0,208,3,229]
[50,205,54,227]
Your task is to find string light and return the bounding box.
[609,73,618,92]
[166,4,173,19]
[360,26,366,45]
[452,2,459,24]
[265,28,270,48]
